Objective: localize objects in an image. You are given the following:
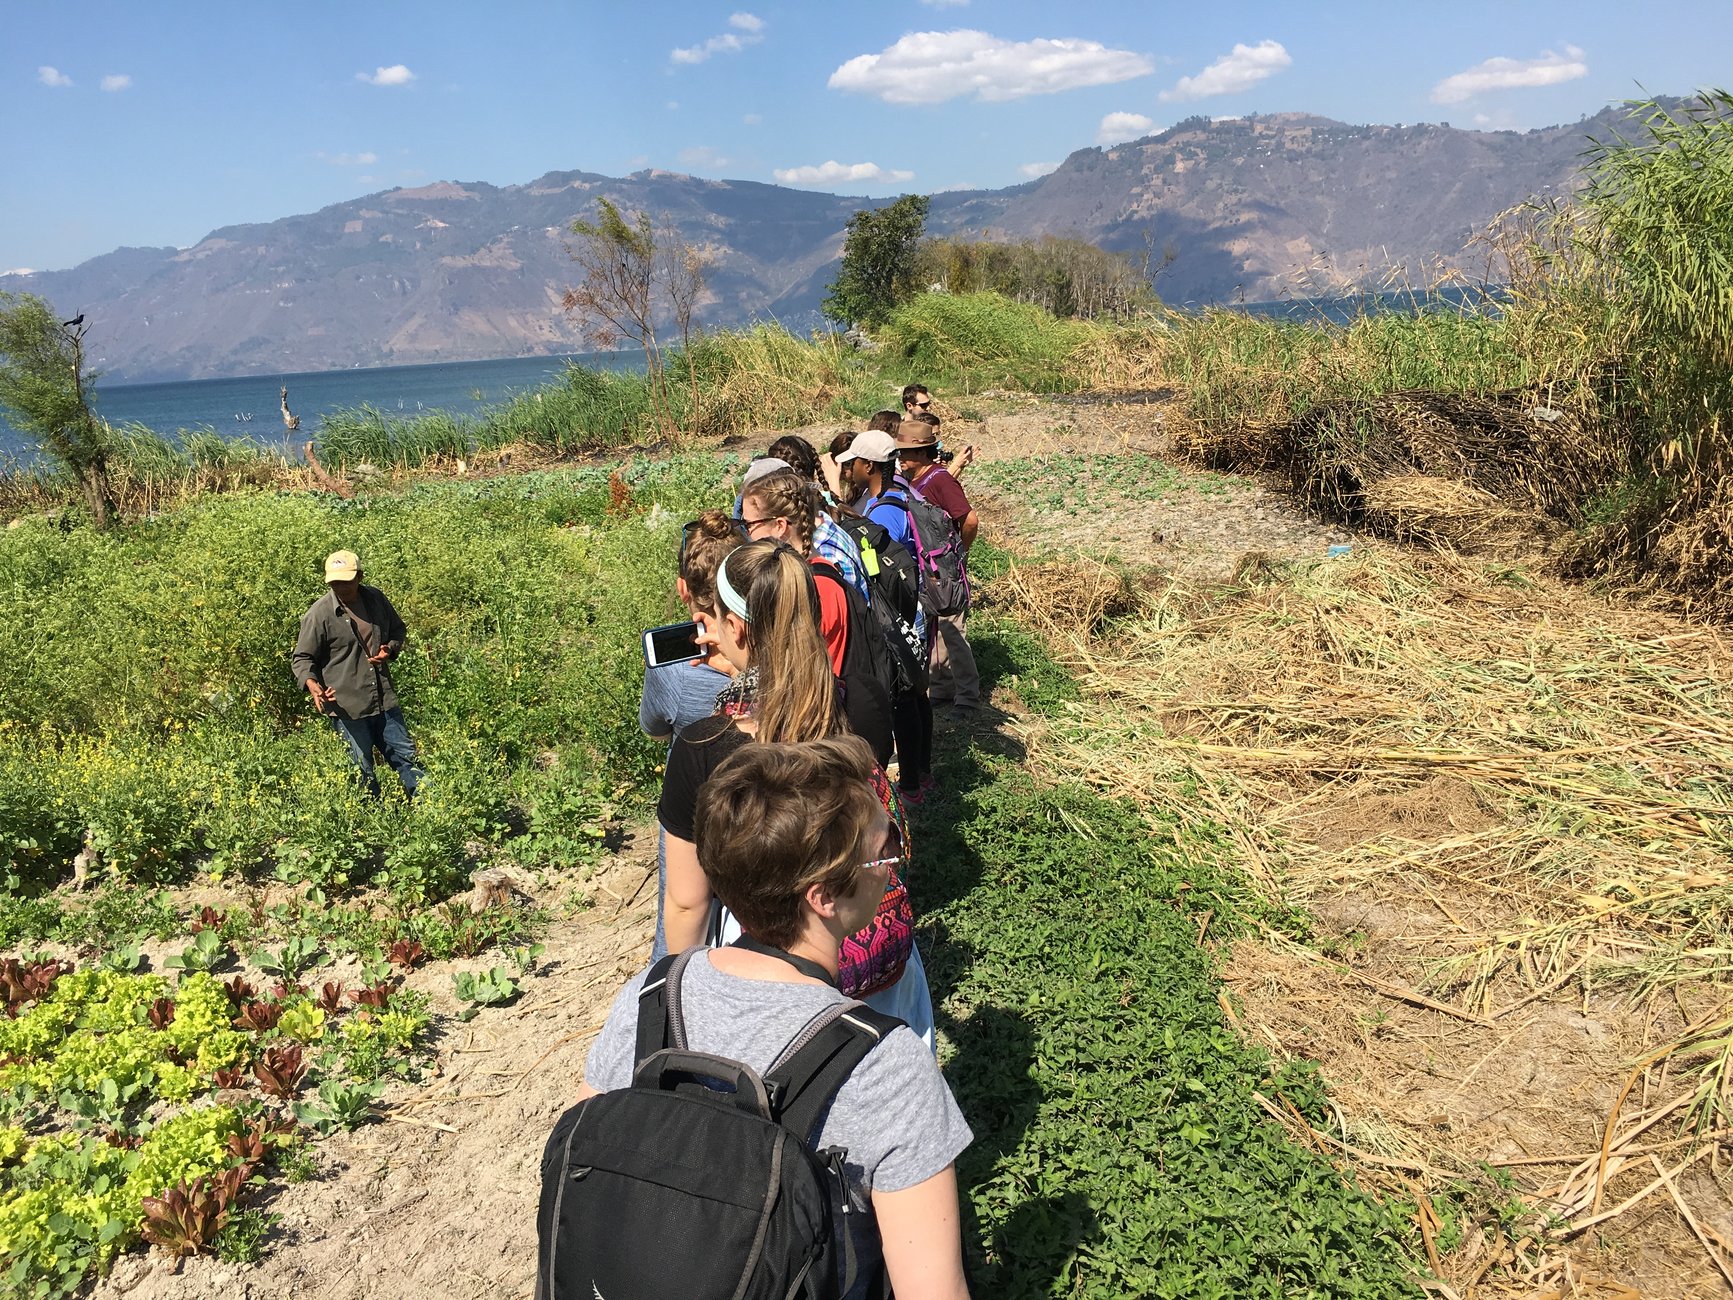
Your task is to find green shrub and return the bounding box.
[0,456,726,894]
[0,741,78,890]
[879,292,1101,393]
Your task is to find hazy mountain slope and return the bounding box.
[1,106,1639,381]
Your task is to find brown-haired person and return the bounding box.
[639,510,745,959]
[657,541,934,1041]
[741,469,893,764]
[821,429,855,503]
[581,737,972,1299]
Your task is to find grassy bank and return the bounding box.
[0,453,752,902]
[0,448,1433,1295]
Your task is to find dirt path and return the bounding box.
[94,840,659,1300]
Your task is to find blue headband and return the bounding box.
[716,551,750,623]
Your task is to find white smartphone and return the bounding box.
[643,620,703,668]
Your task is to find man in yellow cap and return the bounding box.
[291,550,421,798]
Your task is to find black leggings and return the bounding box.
[891,688,933,790]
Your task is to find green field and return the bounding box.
[0,447,1427,1296]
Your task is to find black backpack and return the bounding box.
[536,950,903,1300]
[831,513,928,693]
[810,559,896,764]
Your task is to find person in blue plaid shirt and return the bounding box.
[741,448,870,603]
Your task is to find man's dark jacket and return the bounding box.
[291,585,408,720]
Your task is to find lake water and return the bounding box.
[0,350,640,463]
[0,288,1505,464]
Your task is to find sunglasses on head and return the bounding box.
[679,518,751,569]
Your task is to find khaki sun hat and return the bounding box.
[323,550,361,583]
[835,430,898,465]
[893,424,938,449]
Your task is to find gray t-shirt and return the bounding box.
[584,953,972,1277]
[638,658,731,740]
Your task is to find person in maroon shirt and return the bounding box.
[895,423,980,711]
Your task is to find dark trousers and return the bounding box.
[891,689,933,791]
[331,707,421,798]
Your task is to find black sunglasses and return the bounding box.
[679,518,751,568]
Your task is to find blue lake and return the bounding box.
[0,288,1505,464]
[0,350,640,463]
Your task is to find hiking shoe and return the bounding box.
[898,785,925,807]
[919,774,938,794]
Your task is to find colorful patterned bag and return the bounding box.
[838,765,915,998]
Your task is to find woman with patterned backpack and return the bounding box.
[657,538,936,1044]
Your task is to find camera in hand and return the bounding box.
[936,448,956,464]
[642,620,703,668]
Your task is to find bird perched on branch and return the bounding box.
[61,313,84,329]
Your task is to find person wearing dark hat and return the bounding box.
[291,550,422,798]
[901,386,974,476]
[895,424,980,712]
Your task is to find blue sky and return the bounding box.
[4,0,1729,272]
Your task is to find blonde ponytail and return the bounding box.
[727,540,840,744]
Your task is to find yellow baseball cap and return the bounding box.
[323,550,361,583]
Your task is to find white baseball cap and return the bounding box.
[834,430,897,465]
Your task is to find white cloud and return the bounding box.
[1018,161,1060,178]
[321,151,379,166]
[672,16,766,65]
[3,269,35,277]
[829,30,1153,106]
[742,112,762,125]
[100,73,132,92]
[1160,39,1291,102]
[37,66,73,88]
[679,145,732,169]
[773,160,915,186]
[357,64,415,87]
[1097,111,1156,145]
[1431,45,1587,104]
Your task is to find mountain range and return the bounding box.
[3,104,1640,382]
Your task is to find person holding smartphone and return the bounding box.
[639,511,745,960]
[639,511,744,743]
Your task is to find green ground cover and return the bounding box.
[0,449,1427,1293]
[968,451,1237,517]
[0,453,748,903]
